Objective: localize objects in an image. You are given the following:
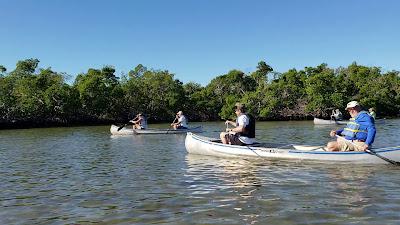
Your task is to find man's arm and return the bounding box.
[225,120,236,127]
[230,116,247,133]
[229,125,244,133]
[365,117,376,146]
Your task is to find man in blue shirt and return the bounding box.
[327,101,376,151]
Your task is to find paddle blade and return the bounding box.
[117,124,126,131]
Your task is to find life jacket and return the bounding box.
[341,111,369,139]
[237,114,255,138]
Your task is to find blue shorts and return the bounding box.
[177,126,188,129]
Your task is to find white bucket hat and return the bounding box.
[345,101,360,110]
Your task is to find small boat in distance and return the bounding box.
[313,117,347,125]
[110,124,203,135]
[185,132,400,164]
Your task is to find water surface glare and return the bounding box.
[1,120,400,224]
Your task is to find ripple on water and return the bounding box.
[1,122,400,224]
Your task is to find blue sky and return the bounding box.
[1,0,399,85]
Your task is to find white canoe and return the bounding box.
[313,117,347,125]
[110,124,203,135]
[185,132,400,164]
[110,125,135,135]
[134,126,203,134]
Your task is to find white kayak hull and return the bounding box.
[313,117,347,125]
[185,132,400,164]
[110,125,202,135]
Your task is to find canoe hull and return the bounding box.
[110,125,202,135]
[185,132,400,164]
[313,117,347,125]
[134,126,203,134]
[110,125,135,135]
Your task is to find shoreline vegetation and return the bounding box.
[1,59,399,130]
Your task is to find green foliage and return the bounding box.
[1,59,399,128]
[305,64,336,115]
[251,61,273,85]
[358,71,400,115]
[182,82,205,120]
[121,67,187,121]
[0,75,17,120]
[219,95,239,120]
[74,66,120,118]
[128,64,147,78]
[202,69,257,120]
[12,58,40,75]
[140,70,185,119]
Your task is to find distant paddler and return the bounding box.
[170,111,188,130]
[130,113,148,130]
[327,101,376,151]
[330,108,343,121]
[368,107,376,120]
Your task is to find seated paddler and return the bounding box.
[220,103,256,146]
[331,108,343,121]
[130,113,148,130]
[327,101,376,151]
[171,111,188,130]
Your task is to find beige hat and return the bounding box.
[235,102,245,109]
[177,111,183,115]
[345,101,360,110]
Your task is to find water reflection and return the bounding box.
[1,121,400,224]
[184,154,399,224]
[185,154,265,224]
[325,166,372,215]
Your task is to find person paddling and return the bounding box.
[171,111,188,129]
[327,101,376,151]
[331,109,343,121]
[130,113,148,130]
[220,103,256,145]
[369,107,376,120]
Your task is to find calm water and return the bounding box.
[1,120,400,224]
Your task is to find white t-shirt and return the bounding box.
[236,114,255,144]
[178,115,188,128]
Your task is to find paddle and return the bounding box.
[224,118,235,132]
[117,115,139,131]
[335,135,400,165]
[166,117,178,134]
[365,149,400,166]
